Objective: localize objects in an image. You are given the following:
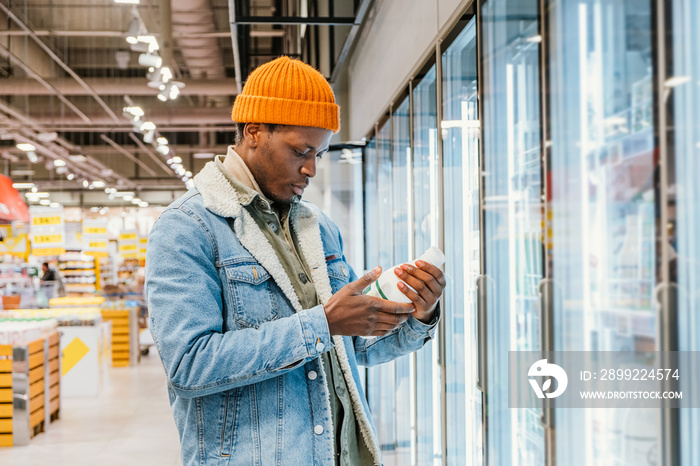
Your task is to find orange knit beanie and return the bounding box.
[231,56,339,133]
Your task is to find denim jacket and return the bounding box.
[145,161,439,466]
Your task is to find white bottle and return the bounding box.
[363,246,446,303]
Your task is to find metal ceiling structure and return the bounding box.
[0,0,371,208]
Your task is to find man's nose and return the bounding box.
[300,156,317,178]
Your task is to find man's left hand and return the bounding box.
[394,261,446,323]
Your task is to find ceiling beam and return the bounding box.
[100,135,159,177]
[0,78,240,96]
[0,30,233,39]
[234,16,355,26]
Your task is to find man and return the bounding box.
[40,262,56,283]
[146,56,445,466]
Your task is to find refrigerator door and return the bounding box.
[668,0,700,463]
[441,18,483,466]
[413,64,443,466]
[481,0,545,464]
[547,0,660,464]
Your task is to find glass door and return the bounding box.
[391,97,413,465]
[441,18,483,466]
[547,0,660,464]
[666,0,700,463]
[481,0,545,464]
[412,65,442,466]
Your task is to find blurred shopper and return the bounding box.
[146,57,445,465]
[40,262,56,282]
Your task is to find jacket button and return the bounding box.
[314,425,324,435]
[299,272,308,283]
[315,341,325,352]
[307,370,317,380]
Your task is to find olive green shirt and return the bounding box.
[217,152,374,465]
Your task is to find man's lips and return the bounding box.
[292,185,305,196]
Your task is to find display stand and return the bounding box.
[0,344,12,447]
[101,308,139,367]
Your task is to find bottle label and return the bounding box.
[363,282,388,300]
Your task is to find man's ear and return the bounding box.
[244,123,262,146]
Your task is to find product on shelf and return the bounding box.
[58,253,98,295]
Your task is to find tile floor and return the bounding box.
[0,349,182,466]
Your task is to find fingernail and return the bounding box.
[415,260,425,267]
[394,268,403,276]
[373,266,382,275]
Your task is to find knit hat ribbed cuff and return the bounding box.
[232,94,339,133]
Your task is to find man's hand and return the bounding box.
[324,267,415,336]
[393,261,446,323]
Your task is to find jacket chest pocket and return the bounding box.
[326,259,350,294]
[225,263,279,328]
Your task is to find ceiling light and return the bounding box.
[11,169,35,177]
[156,145,170,155]
[16,143,36,151]
[56,166,68,175]
[49,202,61,208]
[123,195,134,201]
[185,171,192,178]
[137,35,159,53]
[138,201,149,208]
[138,53,162,68]
[67,174,75,180]
[167,156,182,165]
[12,183,35,189]
[181,176,189,182]
[31,192,50,198]
[139,121,156,131]
[159,67,172,84]
[157,137,168,145]
[123,106,145,118]
[26,151,38,163]
[131,198,141,204]
[92,180,106,188]
[143,129,155,144]
[39,199,51,206]
[126,17,140,44]
[31,187,38,193]
[526,35,542,43]
[168,83,181,100]
[53,159,66,167]
[115,0,140,4]
[69,154,87,162]
[114,191,134,197]
[88,184,96,190]
[193,152,215,159]
[83,180,89,188]
[157,88,168,102]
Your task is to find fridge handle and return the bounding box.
[476,274,487,393]
[538,278,554,430]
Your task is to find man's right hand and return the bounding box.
[323,267,415,336]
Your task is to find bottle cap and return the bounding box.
[418,246,445,268]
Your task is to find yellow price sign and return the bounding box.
[89,241,107,249]
[33,216,62,226]
[85,251,109,258]
[33,247,66,257]
[85,227,107,235]
[33,234,63,245]
[119,244,138,252]
[139,238,147,245]
[119,233,137,241]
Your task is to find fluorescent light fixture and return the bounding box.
[168,84,180,100]
[138,201,149,208]
[665,76,691,87]
[157,137,168,145]
[157,89,168,102]
[143,130,155,144]
[185,171,192,178]
[12,183,35,189]
[138,53,162,68]
[123,106,145,117]
[37,132,58,142]
[83,180,89,188]
[31,187,37,193]
[126,17,140,44]
[39,199,51,206]
[26,151,38,163]
[55,167,68,175]
[92,180,106,188]
[139,121,156,131]
[67,174,75,180]
[157,145,170,155]
[69,154,87,162]
[115,0,140,4]
[123,195,134,201]
[114,191,134,197]
[131,198,141,204]
[160,67,172,84]
[167,156,182,165]
[53,159,66,167]
[526,34,542,43]
[137,35,159,52]
[32,192,50,198]
[49,202,60,208]
[193,152,215,159]
[16,143,36,151]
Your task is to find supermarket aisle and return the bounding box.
[0,349,182,466]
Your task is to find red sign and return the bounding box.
[0,175,30,222]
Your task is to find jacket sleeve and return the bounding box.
[146,207,332,399]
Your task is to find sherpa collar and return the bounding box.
[192,160,383,464]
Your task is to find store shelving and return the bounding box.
[59,253,97,295]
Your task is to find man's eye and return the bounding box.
[294,149,307,157]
